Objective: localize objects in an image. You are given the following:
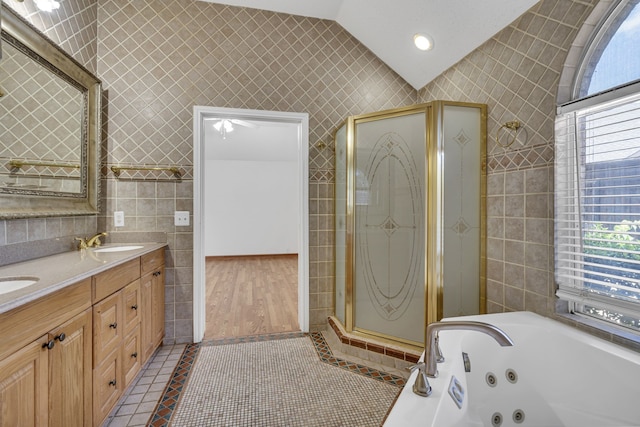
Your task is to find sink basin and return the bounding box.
[0,277,40,295]
[93,245,144,253]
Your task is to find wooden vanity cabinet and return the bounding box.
[0,280,92,427]
[0,246,165,426]
[92,248,165,425]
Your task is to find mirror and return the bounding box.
[0,4,101,218]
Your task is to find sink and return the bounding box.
[0,277,40,295]
[93,245,144,253]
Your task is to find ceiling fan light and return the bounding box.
[414,33,433,51]
[34,0,60,12]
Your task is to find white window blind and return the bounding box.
[555,90,640,328]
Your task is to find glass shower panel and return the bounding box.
[442,105,482,317]
[334,124,347,324]
[353,112,426,344]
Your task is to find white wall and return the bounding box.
[204,120,299,256]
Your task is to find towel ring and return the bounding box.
[495,121,521,148]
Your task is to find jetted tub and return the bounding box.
[384,311,640,427]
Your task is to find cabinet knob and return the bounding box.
[109,322,117,329]
[153,271,161,277]
[55,333,66,342]
[108,379,117,387]
[42,340,55,350]
[131,304,138,310]
[131,352,138,358]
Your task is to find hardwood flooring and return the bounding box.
[204,254,299,340]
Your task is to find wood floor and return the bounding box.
[204,254,299,340]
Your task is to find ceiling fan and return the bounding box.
[205,118,258,139]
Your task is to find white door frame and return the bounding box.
[192,106,310,342]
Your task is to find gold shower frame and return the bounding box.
[334,101,487,349]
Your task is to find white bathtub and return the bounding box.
[384,311,640,427]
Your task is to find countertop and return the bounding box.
[0,242,167,314]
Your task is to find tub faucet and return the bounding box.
[424,321,514,378]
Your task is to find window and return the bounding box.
[556,0,640,331]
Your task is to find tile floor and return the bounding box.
[103,332,410,426]
[103,345,186,427]
[168,335,400,426]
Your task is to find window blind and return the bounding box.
[555,90,640,322]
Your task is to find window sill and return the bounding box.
[554,310,640,353]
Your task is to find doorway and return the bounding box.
[193,107,309,342]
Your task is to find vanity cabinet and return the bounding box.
[0,246,165,426]
[92,248,165,425]
[0,279,92,427]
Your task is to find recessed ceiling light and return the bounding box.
[414,33,433,51]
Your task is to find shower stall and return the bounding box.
[334,101,487,348]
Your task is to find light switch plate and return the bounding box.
[175,211,190,226]
[114,211,125,227]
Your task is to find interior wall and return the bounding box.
[419,0,598,321]
[204,121,299,256]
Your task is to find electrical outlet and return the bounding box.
[175,211,190,226]
[114,211,125,227]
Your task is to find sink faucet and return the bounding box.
[424,320,514,378]
[75,232,108,250]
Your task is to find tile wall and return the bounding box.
[95,0,416,342]
[419,0,598,318]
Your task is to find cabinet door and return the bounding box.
[122,326,141,388]
[140,271,154,363]
[151,265,165,348]
[123,279,141,335]
[141,266,165,363]
[0,337,48,427]
[93,291,123,366]
[48,308,92,427]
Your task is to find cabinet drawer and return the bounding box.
[0,278,91,361]
[93,347,122,426]
[122,326,141,388]
[93,258,140,303]
[93,292,123,366]
[123,279,141,334]
[141,248,165,275]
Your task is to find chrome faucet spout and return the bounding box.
[425,321,513,378]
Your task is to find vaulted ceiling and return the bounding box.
[199,0,540,90]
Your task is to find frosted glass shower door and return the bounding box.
[353,112,426,344]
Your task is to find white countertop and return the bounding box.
[0,242,167,314]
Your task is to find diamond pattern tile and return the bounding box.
[0,41,83,163]
[6,0,98,75]
[419,1,597,171]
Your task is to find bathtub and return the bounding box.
[384,311,640,427]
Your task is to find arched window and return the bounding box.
[577,0,640,97]
[555,0,640,331]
